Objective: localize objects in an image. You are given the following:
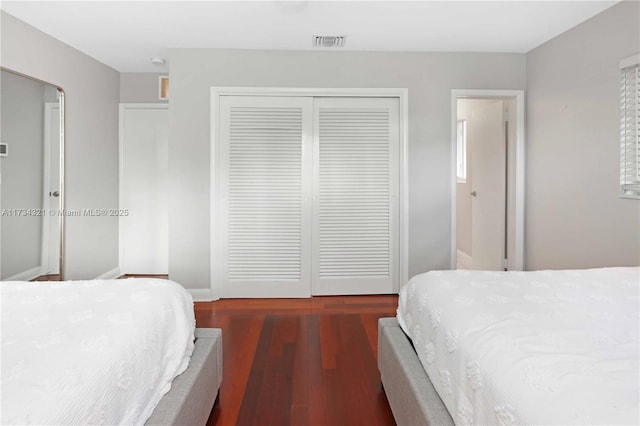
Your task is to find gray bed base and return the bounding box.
[146,328,223,426]
[378,318,454,426]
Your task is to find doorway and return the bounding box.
[451,90,525,271]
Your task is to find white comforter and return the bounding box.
[1,278,195,425]
[397,267,639,425]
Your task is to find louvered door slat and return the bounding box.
[220,96,312,298]
[229,105,300,279]
[312,98,399,295]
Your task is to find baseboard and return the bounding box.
[456,250,472,270]
[5,266,43,281]
[188,288,215,302]
[95,267,121,280]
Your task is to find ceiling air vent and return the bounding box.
[313,35,346,48]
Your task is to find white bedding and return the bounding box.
[397,267,639,425]
[1,278,195,425]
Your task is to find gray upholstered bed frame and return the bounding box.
[378,318,454,426]
[146,328,223,425]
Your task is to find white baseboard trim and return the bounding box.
[95,267,121,280]
[5,266,43,281]
[188,288,215,302]
[456,250,472,270]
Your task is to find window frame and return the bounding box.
[456,119,467,183]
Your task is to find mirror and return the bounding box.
[0,68,65,281]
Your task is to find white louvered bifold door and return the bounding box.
[219,96,313,298]
[312,98,399,295]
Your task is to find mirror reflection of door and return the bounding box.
[0,69,63,281]
[456,98,506,271]
[43,102,61,276]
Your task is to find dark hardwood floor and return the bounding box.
[31,274,61,281]
[195,296,398,426]
[119,274,169,279]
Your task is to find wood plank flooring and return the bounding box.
[31,274,61,281]
[194,296,398,426]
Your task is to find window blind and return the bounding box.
[457,119,467,182]
[620,55,640,198]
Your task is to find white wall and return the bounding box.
[1,11,121,279]
[120,73,167,104]
[168,49,526,289]
[0,70,45,278]
[526,0,640,269]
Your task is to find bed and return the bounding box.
[379,267,639,425]
[1,278,222,425]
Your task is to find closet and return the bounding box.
[218,95,399,298]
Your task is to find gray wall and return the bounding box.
[1,11,120,279]
[0,70,45,278]
[120,73,167,104]
[526,0,640,269]
[169,49,526,289]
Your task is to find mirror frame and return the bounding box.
[1,67,65,280]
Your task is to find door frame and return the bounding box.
[450,89,525,270]
[118,103,169,275]
[210,87,409,301]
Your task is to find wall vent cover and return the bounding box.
[313,35,346,48]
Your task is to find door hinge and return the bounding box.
[503,110,509,123]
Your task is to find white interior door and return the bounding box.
[219,96,313,298]
[120,105,169,275]
[312,98,399,295]
[469,100,505,270]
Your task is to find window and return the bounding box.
[620,54,640,198]
[457,119,467,182]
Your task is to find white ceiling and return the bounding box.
[1,1,620,72]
